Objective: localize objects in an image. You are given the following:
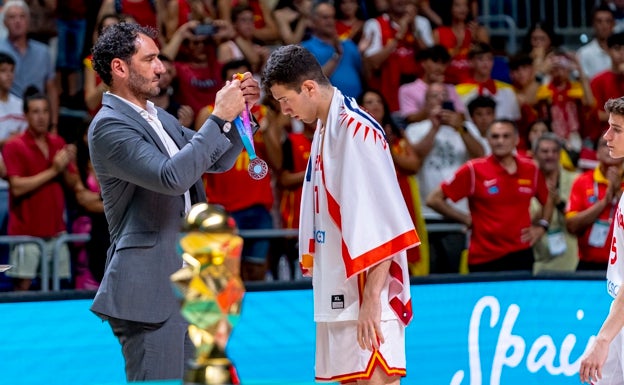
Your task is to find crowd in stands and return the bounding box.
[0,0,623,291]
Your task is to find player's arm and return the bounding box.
[580,285,624,383]
[358,258,392,351]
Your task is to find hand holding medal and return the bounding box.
[233,73,268,180]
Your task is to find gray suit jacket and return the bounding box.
[89,93,243,323]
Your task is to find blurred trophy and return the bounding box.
[171,203,245,385]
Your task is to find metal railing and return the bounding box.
[0,223,466,292]
[0,236,48,291]
[52,233,90,291]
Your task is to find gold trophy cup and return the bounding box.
[171,203,245,385]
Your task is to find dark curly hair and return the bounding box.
[261,45,330,96]
[92,22,158,87]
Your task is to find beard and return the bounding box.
[127,67,160,100]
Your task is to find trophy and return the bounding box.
[171,203,245,385]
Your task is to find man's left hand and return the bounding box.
[235,72,261,106]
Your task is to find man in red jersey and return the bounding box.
[566,135,624,271]
[427,119,554,272]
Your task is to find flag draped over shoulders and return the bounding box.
[299,88,419,325]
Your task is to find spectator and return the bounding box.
[25,0,56,46]
[590,32,624,141]
[162,0,217,42]
[531,133,579,274]
[535,49,595,156]
[0,1,59,132]
[610,0,624,32]
[217,4,269,74]
[567,135,624,271]
[197,59,274,281]
[161,19,233,116]
[519,119,552,159]
[467,94,496,146]
[520,119,578,172]
[509,53,539,150]
[577,3,615,80]
[405,82,485,274]
[521,21,562,83]
[425,0,479,27]
[407,0,434,48]
[150,54,194,128]
[256,92,288,177]
[276,112,314,280]
[3,88,81,290]
[301,1,363,98]
[334,0,365,43]
[433,0,489,85]
[426,119,553,272]
[219,0,280,44]
[96,0,158,30]
[0,51,26,278]
[83,13,121,115]
[55,0,87,109]
[73,124,108,289]
[456,42,521,122]
[0,52,26,138]
[360,88,429,275]
[398,44,465,124]
[273,0,312,44]
[362,0,425,112]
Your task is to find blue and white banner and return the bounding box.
[0,279,611,384]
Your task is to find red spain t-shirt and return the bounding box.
[3,131,73,237]
[441,155,549,264]
[566,168,623,263]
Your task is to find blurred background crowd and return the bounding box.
[0,0,620,291]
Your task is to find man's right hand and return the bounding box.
[211,79,246,123]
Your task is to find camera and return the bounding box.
[194,23,218,36]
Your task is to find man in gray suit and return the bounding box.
[88,23,260,381]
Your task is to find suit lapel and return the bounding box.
[102,94,207,204]
[102,93,170,156]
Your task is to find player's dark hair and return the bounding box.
[262,45,331,95]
